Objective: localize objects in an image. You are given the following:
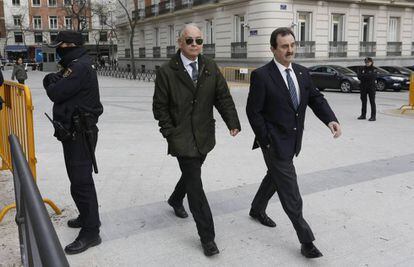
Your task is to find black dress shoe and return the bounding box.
[67,216,101,228]
[301,243,323,258]
[368,117,376,121]
[201,241,219,257]
[357,115,366,120]
[167,199,188,218]
[249,210,276,227]
[64,235,102,255]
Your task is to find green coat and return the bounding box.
[153,51,241,157]
[12,64,27,81]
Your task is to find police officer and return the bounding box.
[357,57,377,121]
[43,30,103,254]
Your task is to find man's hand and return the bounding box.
[43,73,63,88]
[230,129,240,137]
[328,121,342,138]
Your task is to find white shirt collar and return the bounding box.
[273,58,293,74]
[180,52,198,67]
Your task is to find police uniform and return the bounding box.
[358,58,377,121]
[43,31,103,254]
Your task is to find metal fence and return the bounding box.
[10,134,69,267]
[96,66,157,81]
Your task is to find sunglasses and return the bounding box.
[185,38,203,45]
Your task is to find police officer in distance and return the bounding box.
[357,57,377,121]
[43,30,103,254]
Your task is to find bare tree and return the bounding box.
[117,0,139,79]
[64,0,91,32]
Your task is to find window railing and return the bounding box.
[203,43,215,58]
[145,4,158,18]
[193,0,218,6]
[295,41,315,58]
[329,41,347,57]
[359,41,376,57]
[174,0,192,11]
[159,0,173,15]
[139,47,145,58]
[167,45,176,58]
[387,41,402,56]
[231,42,247,58]
[153,46,161,58]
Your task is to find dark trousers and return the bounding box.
[62,132,100,237]
[360,86,376,118]
[168,156,215,243]
[251,147,315,243]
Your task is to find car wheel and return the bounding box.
[376,80,386,91]
[340,80,352,93]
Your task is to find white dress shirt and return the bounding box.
[273,58,300,103]
[180,52,198,79]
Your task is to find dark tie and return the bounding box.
[285,69,299,109]
[189,62,198,82]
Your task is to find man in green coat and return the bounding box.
[153,24,241,257]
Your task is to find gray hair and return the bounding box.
[179,23,201,39]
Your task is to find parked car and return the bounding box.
[404,66,414,71]
[308,65,360,93]
[380,66,413,79]
[348,65,409,92]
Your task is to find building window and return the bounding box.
[82,32,89,43]
[14,32,23,43]
[388,17,400,42]
[297,12,312,42]
[154,27,159,46]
[362,15,374,42]
[33,16,42,30]
[64,0,71,5]
[34,32,43,43]
[13,16,21,27]
[32,0,40,6]
[234,15,247,42]
[168,25,174,46]
[125,48,131,58]
[48,0,57,6]
[65,17,72,29]
[99,31,107,42]
[331,14,344,42]
[49,16,58,29]
[12,0,20,6]
[205,19,214,44]
[99,15,107,26]
[50,31,58,42]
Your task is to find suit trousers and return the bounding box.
[251,146,315,243]
[360,86,376,118]
[168,156,215,243]
[62,131,100,237]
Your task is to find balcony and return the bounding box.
[167,45,176,58]
[139,47,145,58]
[329,41,347,58]
[174,0,192,11]
[203,43,215,58]
[132,9,144,20]
[359,42,376,57]
[193,0,218,6]
[153,46,161,58]
[145,4,158,18]
[387,42,402,56]
[159,0,173,15]
[231,42,247,58]
[295,41,315,58]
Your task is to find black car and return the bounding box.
[380,66,413,79]
[404,66,414,71]
[348,66,409,92]
[308,65,360,93]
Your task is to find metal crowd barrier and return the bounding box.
[220,66,256,83]
[96,66,157,82]
[400,73,414,113]
[0,81,61,222]
[10,134,69,267]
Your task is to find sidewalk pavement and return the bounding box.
[1,70,414,266]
